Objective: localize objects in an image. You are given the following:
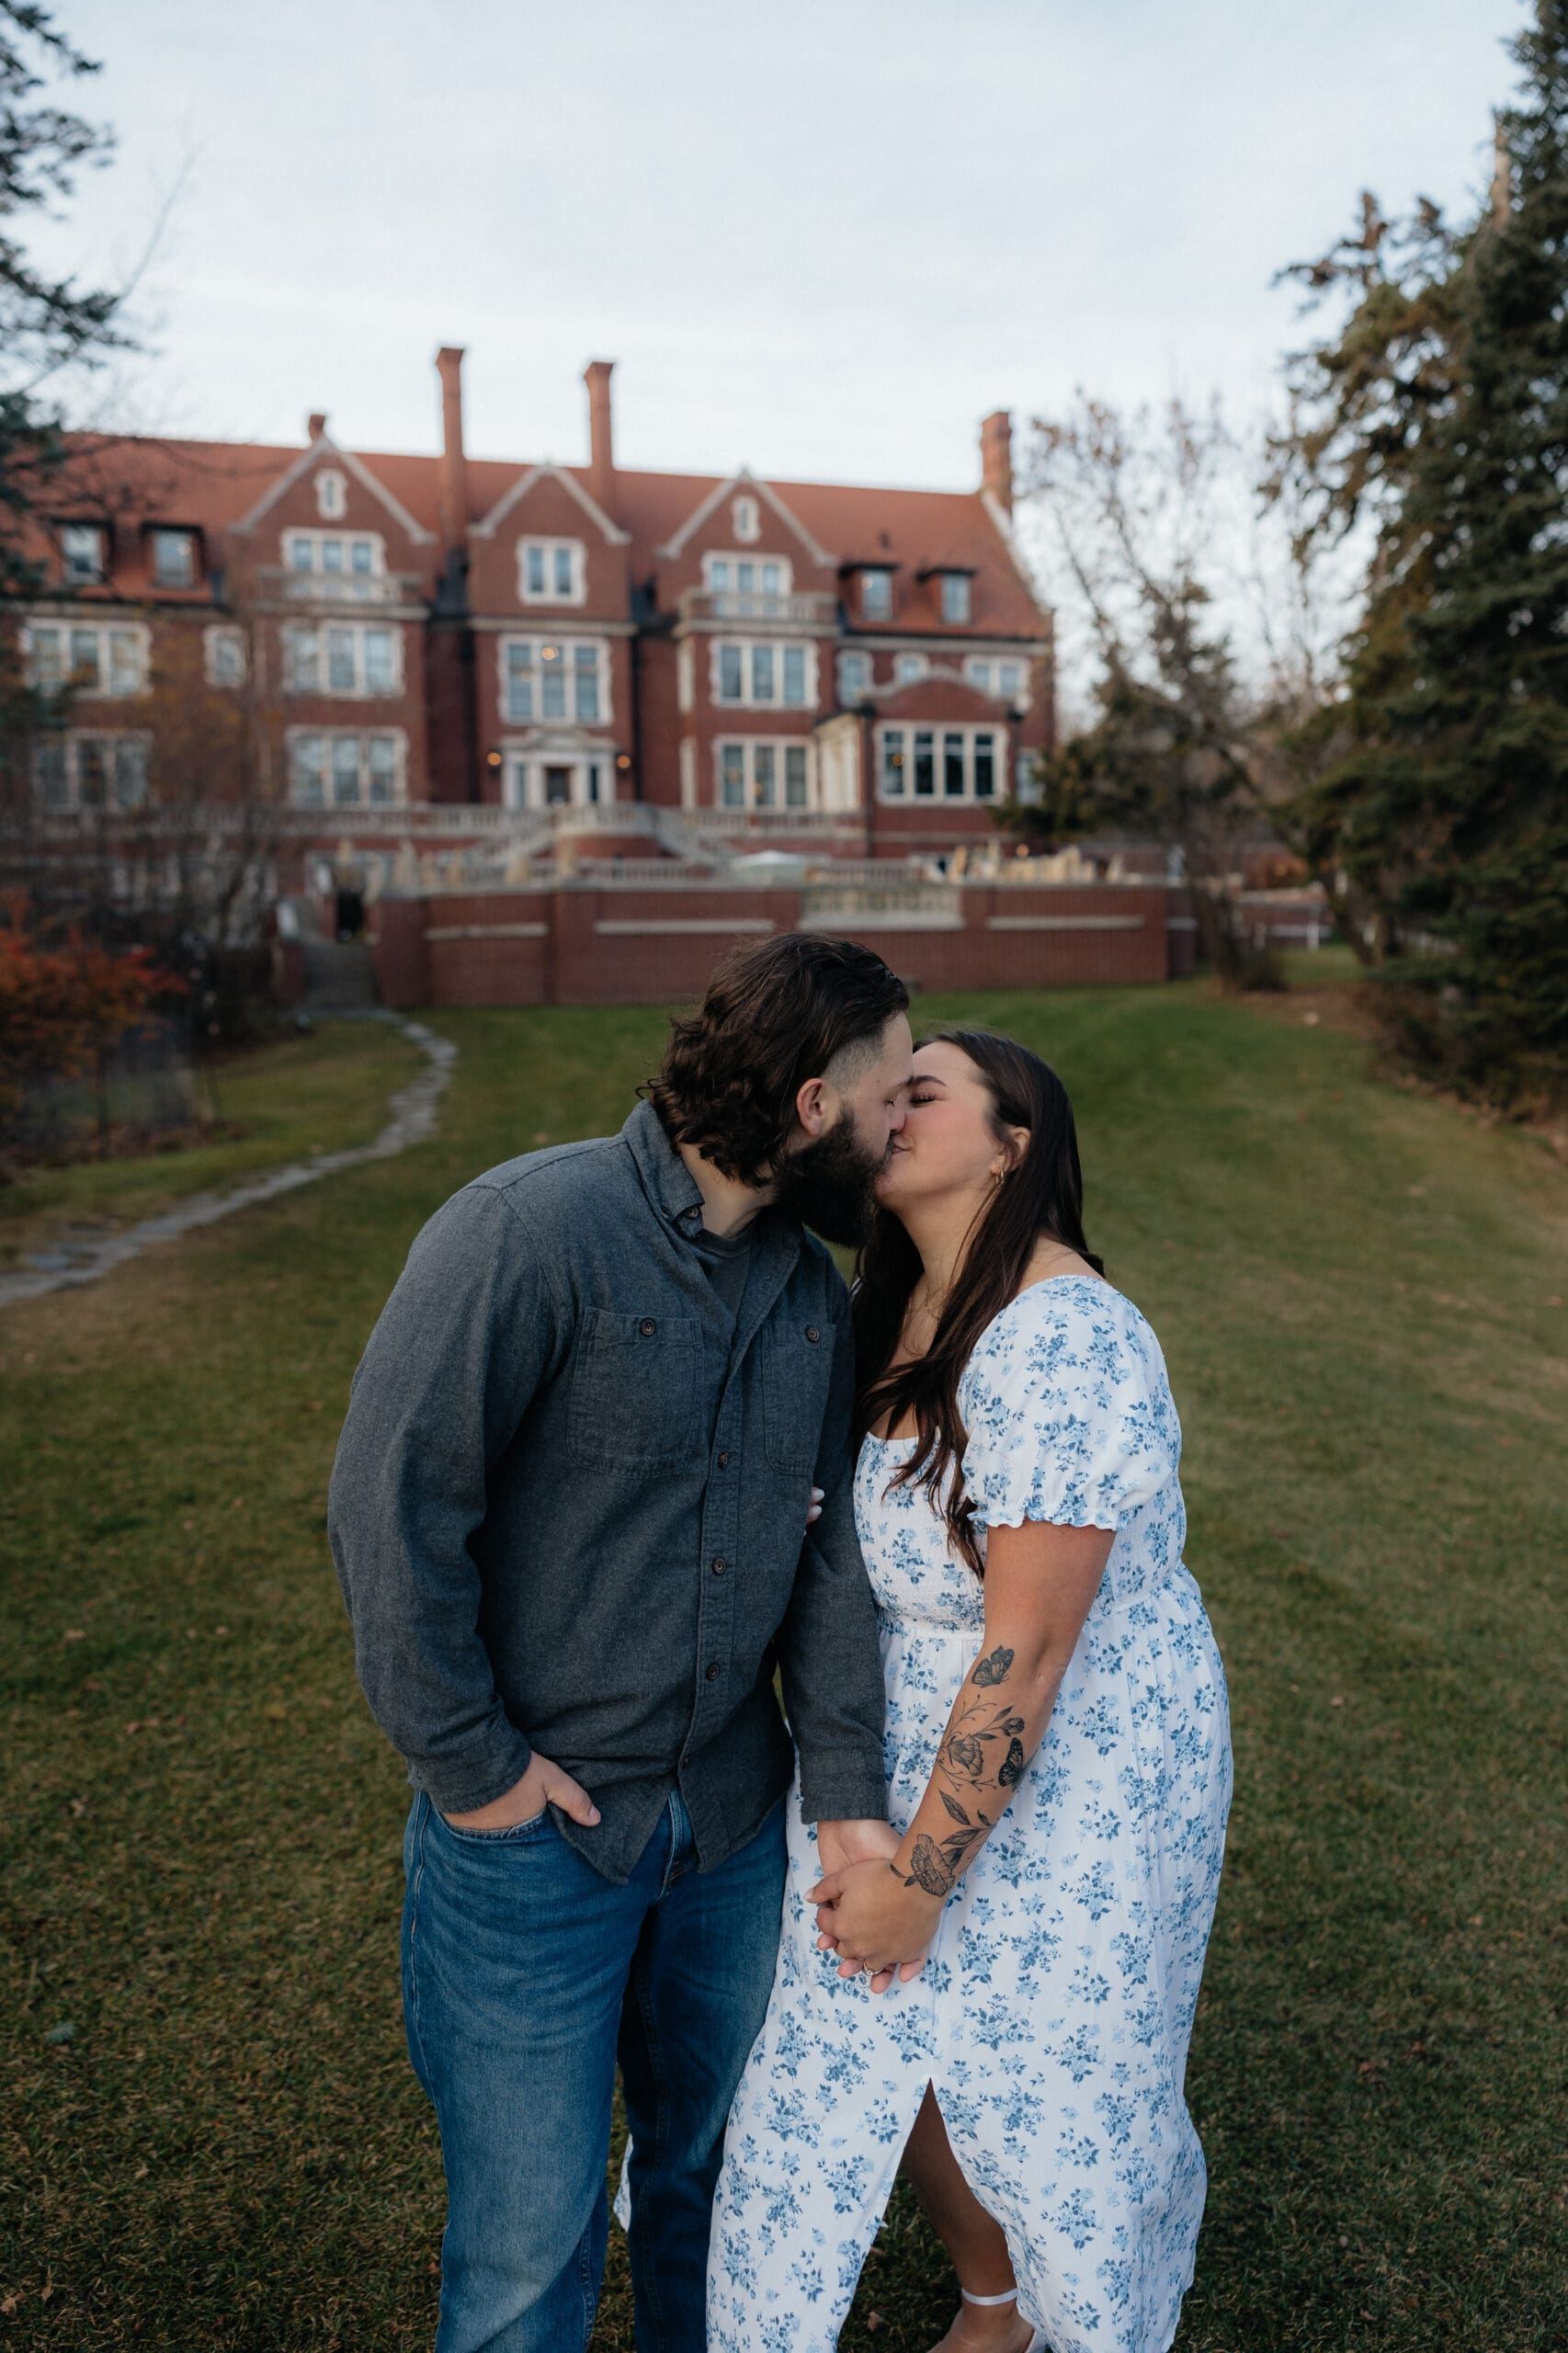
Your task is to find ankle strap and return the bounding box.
[962,2288,1019,2307]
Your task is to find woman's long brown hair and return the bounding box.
[853,1029,1103,1576]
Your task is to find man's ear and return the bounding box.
[794,1074,830,1140]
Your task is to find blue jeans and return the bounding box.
[403,1789,786,2353]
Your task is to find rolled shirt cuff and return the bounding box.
[406,1733,535,1819]
[795,1744,889,1827]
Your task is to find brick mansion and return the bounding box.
[9,350,1200,1006]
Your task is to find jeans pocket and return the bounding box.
[437,1805,556,1847]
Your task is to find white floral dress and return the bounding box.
[707,1278,1233,2353]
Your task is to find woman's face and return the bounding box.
[874,1040,1022,1215]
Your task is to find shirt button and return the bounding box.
[805,1325,821,1343]
[639,1318,656,1336]
[711,1557,726,1575]
[717,1451,730,1469]
[705,1661,721,1681]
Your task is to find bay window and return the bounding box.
[716,738,811,809]
[878,724,1002,802]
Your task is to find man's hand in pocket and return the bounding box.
[443,1754,600,1832]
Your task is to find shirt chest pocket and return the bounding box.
[568,1309,701,1467]
[760,1319,836,1472]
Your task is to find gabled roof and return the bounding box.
[231,433,435,544]
[653,468,835,570]
[471,460,630,546]
[37,432,1050,639]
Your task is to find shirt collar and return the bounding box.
[621,1098,800,1275]
[622,1097,709,1236]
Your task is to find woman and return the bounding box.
[708,1032,1232,2353]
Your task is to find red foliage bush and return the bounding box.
[0,899,179,1126]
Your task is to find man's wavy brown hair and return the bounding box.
[643,934,910,1185]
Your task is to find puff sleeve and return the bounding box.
[960,1282,1180,1531]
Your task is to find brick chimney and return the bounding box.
[307,412,327,441]
[584,359,617,516]
[980,409,1013,516]
[436,347,469,555]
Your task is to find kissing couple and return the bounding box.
[330,934,1232,2353]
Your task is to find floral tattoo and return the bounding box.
[893,1644,1028,1900]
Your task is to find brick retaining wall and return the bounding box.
[370,881,1189,1007]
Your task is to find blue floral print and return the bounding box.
[707,1279,1233,2353]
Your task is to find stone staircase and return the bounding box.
[300,938,377,1010]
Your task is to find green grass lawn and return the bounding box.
[0,1018,422,1270]
[2,984,1564,2350]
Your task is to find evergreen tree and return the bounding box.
[1283,3,1568,1096]
[0,3,122,596]
[0,6,123,822]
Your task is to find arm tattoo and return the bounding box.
[894,1643,1028,1900]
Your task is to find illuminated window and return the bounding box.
[499,636,608,724]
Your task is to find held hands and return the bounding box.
[812,1856,942,1982]
[811,1821,937,1993]
[442,1751,601,1833]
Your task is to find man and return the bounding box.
[329,934,914,2353]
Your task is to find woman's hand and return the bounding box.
[809,1858,942,1978]
[812,1821,927,1992]
[807,1486,824,1524]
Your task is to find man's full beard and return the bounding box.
[771,1111,887,1248]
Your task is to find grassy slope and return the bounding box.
[1,990,1563,2351]
[0,1020,422,1269]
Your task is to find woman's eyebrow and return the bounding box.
[907,1069,949,1087]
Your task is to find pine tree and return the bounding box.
[1286,3,1568,1097]
[0,6,126,848]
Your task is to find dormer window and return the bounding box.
[732,495,760,543]
[151,529,197,587]
[858,568,892,622]
[517,539,585,605]
[315,469,347,519]
[61,523,107,585]
[939,571,973,624]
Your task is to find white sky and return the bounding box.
[31,0,1526,493]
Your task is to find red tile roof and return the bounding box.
[36,432,1047,639]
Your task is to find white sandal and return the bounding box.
[960,2285,1044,2352]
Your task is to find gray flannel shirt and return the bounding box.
[328,1099,887,1881]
